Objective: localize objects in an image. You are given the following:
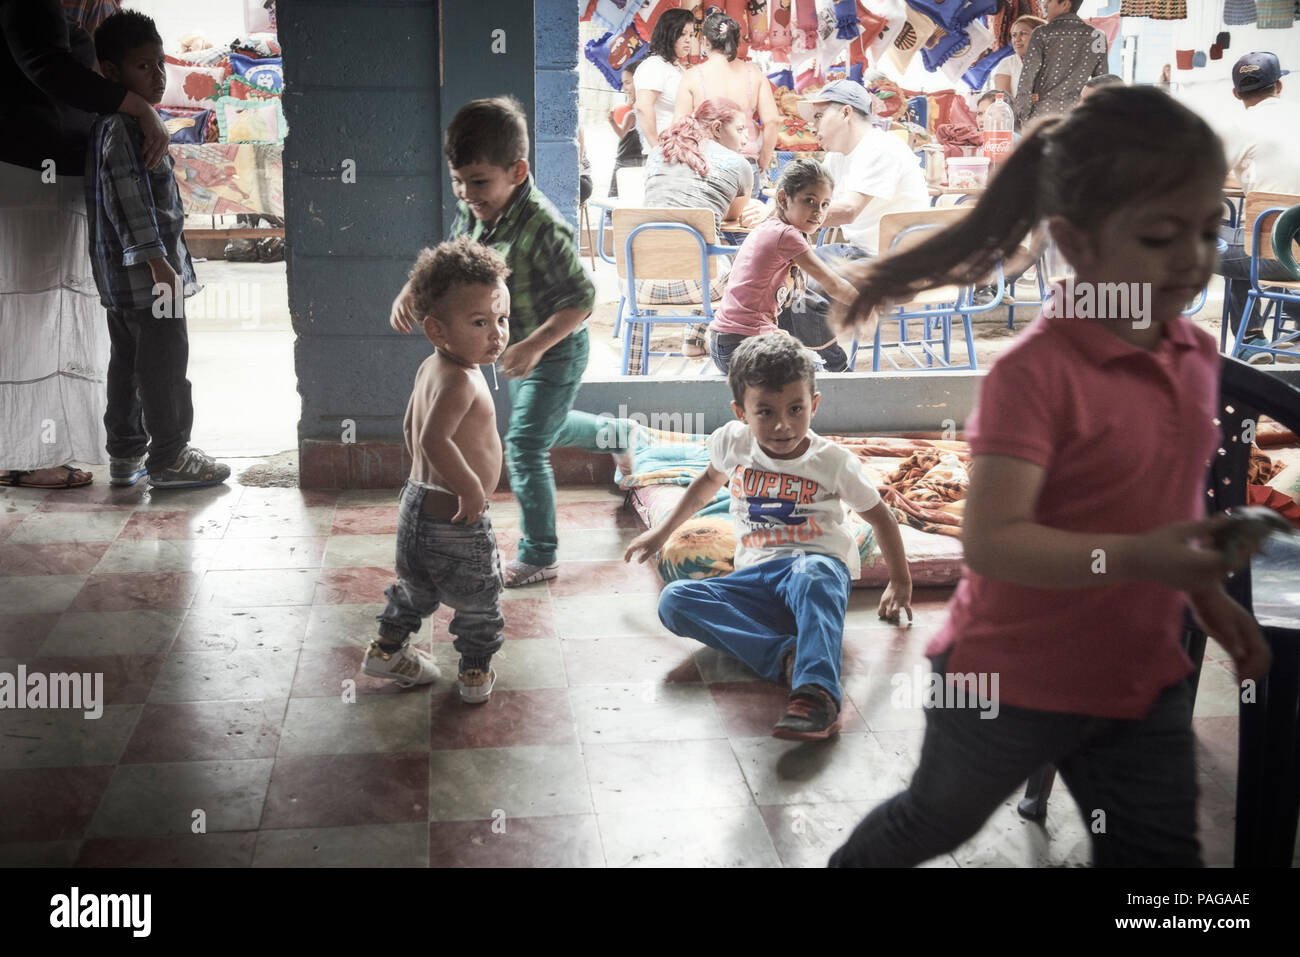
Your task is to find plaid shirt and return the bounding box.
[85,113,199,311]
[449,177,595,343]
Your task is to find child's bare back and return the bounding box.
[407,353,502,508]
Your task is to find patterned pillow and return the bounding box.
[156,107,213,144]
[215,95,287,144]
[228,53,284,93]
[658,517,736,583]
[161,60,224,109]
[224,73,280,101]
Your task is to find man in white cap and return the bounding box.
[796,79,928,260]
[1216,52,1300,363]
[774,80,926,368]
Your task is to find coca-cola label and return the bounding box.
[983,130,1013,162]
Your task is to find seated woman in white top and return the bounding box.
[635,9,696,152]
[991,14,1045,99]
[673,11,780,196]
[627,97,763,369]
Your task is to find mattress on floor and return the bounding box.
[628,482,965,588]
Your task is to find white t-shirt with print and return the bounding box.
[823,128,929,256]
[635,54,684,151]
[707,420,882,579]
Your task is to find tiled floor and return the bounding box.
[0,480,1265,867]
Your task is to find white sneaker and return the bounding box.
[361,640,440,688]
[458,668,496,704]
[501,560,558,587]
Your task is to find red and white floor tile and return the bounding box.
[0,481,1255,867]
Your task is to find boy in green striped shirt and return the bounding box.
[390,96,597,587]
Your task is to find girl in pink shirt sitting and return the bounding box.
[708,160,859,373]
[828,86,1272,867]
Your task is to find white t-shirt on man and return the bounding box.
[707,420,882,579]
[635,54,684,151]
[1222,97,1300,196]
[991,53,1023,97]
[823,128,929,256]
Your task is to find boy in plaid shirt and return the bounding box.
[86,10,229,489]
[391,97,600,587]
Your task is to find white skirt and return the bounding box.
[0,159,109,469]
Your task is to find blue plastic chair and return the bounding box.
[611,206,740,376]
[1225,193,1300,361]
[847,209,1002,372]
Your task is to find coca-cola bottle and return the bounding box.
[981,91,1014,167]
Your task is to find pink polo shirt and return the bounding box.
[927,314,1222,719]
[709,219,810,337]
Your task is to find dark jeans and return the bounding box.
[829,656,1201,868]
[709,331,746,373]
[377,482,505,659]
[104,303,194,474]
[776,242,873,373]
[1217,224,1300,340]
[710,325,848,374]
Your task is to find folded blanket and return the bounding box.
[937,121,983,159]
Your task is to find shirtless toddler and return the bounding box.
[363,237,509,702]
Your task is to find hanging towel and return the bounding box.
[1223,0,1257,25]
[1256,0,1295,26]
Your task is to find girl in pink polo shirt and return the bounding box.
[708,160,859,373]
[828,86,1272,868]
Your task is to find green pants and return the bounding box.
[507,328,634,566]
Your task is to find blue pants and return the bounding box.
[657,554,851,703]
[1217,224,1300,340]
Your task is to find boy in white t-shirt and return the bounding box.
[625,336,913,739]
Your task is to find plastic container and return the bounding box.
[946,156,990,189]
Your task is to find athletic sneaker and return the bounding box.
[109,455,147,487]
[501,559,558,587]
[458,667,496,704]
[149,446,231,489]
[772,684,842,741]
[1237,336,1275,366]
[361,640,440,688]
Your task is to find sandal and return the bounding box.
[0,465,93,489]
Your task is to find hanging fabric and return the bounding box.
[1223,0,1257,25]
[1256,0,1295,26]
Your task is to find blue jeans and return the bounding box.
[505,328,590,566]
[1217,224,1300,340]
[775,242,872,372]
[377,482,505,658]
[657,554,851,703]
[828,658,1201,867]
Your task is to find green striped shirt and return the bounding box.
[449,177,595,343]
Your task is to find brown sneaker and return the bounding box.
[772,685,841,741]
